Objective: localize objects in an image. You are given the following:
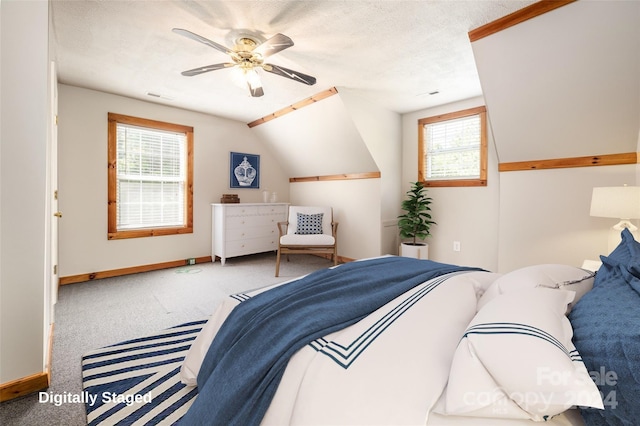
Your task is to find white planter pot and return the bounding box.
[399,243,429,259]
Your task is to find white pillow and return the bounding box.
[443,288,603,421]
[477,264,595,312]
[453,271,502,300]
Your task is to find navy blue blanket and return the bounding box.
[570,229,640,425]
[180,257,481,425]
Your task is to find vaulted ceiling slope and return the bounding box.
[50,0,536,123]
[250,91,379,178]
[472,0,640,163]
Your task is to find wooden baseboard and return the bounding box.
[0,372,49,402]
[0,323,54,402]
[59,256,213,285]
[312,253,355,264]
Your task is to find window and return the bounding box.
[418,106,487,187]
[108,113,193,239]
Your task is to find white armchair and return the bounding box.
[275,206,338,276]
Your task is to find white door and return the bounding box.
[49,61,59,320]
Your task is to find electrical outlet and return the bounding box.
[187,258,196,265]
[453,241,461,252]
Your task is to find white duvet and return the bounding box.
[180,267,591,425]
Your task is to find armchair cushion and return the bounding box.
[281,234,335,246]
[295,213,324,235]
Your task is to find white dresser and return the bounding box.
[212,203,288,265]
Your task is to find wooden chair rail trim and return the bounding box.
[59,256,212,285]
[289,171,381,183]
[498,152,638,172]
[247,87,339,128]
[468,0,576,42]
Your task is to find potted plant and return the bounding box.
[398,181,435,259]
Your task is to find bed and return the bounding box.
[175,231,640,426]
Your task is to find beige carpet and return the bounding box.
[1,253,332,426]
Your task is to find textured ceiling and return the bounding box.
[50,0,537,123]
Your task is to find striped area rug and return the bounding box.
[81,319,206,425]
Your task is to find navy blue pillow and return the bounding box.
[295,213,324,235]
[570,229,640,425]
[599,228,640,297]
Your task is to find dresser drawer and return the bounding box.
[226,215,253,229]
[225,236,278,257]
[226,214,282,229]
[224,205,259,217]
[258,204,287,216]
[225,225,278,241]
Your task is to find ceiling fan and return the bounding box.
[172,28,316,97]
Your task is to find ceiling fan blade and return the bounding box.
[172,28,234,56]
[263,64,316,86]
[181,63,235,76]
[253,33,294,59]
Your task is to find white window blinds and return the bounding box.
[423,114,481,180]
[116,123,186,230]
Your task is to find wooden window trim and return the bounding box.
[418,106,487,187]
[107,113,194,240]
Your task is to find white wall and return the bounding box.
[0,0,50,383]
[251,88,401,260]
[471,0,639,162]
[402,97,501,272]
[57,85,290,277]
[290,179,382,260]
[250,94,378,177]
[468,0,640,272]
[338,88,403,255]
[498,164,638,272]
[402,95,639,273]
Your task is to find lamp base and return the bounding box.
[608,220,639,252]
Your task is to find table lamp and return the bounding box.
[590,185,640,251]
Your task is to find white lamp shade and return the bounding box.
[590,186,640,220]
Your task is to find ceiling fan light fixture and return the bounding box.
[244,68,262,90]
[173,28,315,96]
[244,68,264,97]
